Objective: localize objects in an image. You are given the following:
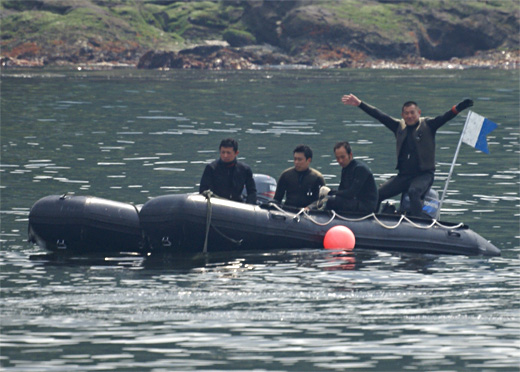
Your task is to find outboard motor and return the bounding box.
[242,174,277,204]
[401,188,441,220]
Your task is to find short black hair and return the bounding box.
[402,101,419,112]
[293,144,313,160]
[333,141,352,155]
[219,138,238,152]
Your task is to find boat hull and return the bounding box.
[139,194,500,257]
[28,194,143,254]
[28,193,501,257]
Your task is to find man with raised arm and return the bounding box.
[341,94,473,217]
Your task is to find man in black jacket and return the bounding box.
[199,138,257,204]
[341,94,473,216]
[273,144,326,208]
[326,141,378,214]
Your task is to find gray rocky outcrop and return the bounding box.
[2,0,518,69]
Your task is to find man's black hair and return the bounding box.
[402,101,419,112]
[219,138,238,152]
[333,141,352,155]
[293,144,313,160]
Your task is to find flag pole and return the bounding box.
[438,113,470,215]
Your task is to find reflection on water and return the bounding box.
[2,248,518,371]
[1,69,519,371]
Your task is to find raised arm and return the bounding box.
[342,94,400,132]
[341,94,362,107]
[427,99,474,131]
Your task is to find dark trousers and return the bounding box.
[378,172,434,216]
[326,196,374,214]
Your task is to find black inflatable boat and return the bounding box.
[28,192,500,257]
[28,194,143,254]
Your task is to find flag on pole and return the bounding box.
[461,110,498,154]
[439,110,498,214]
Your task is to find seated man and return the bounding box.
[199,138,257,204]
[273,144,326,208]
[326,141,378,214]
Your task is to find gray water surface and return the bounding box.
[1,68,519,371]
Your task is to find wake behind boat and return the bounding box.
[28,190,500,258]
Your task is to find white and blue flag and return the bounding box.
[461,110,498,154]
[439,110,498,213]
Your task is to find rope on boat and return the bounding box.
[202,190,213,254]
[202,191,243,253]
[307,210,465,230]
[308,210,465,230]
[267,202,465,230]
[302,210,338,226]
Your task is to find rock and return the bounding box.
[2,0,518,70]
[223,29,257,47]
[137,46,258,70]
[179,45,224,57]
[415,8,519,60]
[137,50,181,69]
[0,55,46,67]
[242,0,298,46]
[240,45,301,66]
[278,4,418,64]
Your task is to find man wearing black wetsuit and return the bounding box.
[341,94,473,216]
[326,141,378,214]
[273,144,325,208]
[199,138,257,204]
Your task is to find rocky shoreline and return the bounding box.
[2,46,518,71]
[2,1,518,71]
[135,45,519,70]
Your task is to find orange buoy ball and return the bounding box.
[323,225,356,250]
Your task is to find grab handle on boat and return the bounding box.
[59,192,74,200]
[161,236,172,247]
[270,212,286,221]
[447,230,461,238]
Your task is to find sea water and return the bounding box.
[1,68,519,371]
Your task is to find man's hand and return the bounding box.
[319,186,331,199]
[455,99,474,113]
[341,94,361,107]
